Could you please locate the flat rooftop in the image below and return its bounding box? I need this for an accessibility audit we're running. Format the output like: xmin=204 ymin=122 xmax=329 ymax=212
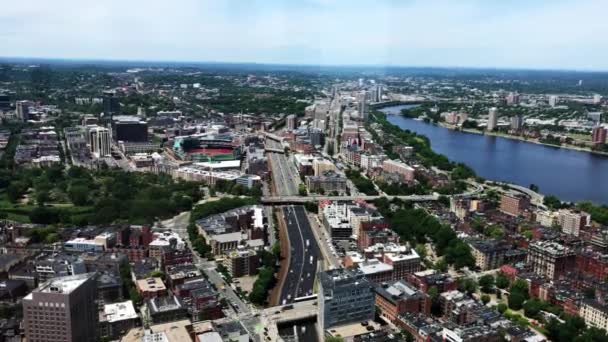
xmin=25 ymin=272 xmax=95 ymax=298
xmin=102 ymin=300 xmax=138 ymax=323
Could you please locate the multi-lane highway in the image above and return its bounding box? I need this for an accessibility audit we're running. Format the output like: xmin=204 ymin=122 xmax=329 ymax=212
xmin=279 ymin=205 xmax=320 ymax=305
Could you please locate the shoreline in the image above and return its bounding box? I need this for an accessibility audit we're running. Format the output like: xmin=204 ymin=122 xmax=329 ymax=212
xmin=437 ymin=122 xmax=608 ymax=157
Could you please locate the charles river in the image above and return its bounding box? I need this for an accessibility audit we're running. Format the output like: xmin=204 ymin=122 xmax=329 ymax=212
xmin=380 ymin=105 xmax=608 ymax=204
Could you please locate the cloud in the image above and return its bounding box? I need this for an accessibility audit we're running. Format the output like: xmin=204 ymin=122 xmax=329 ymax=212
xmin=0 ymin=0 xmax=607 ymax=69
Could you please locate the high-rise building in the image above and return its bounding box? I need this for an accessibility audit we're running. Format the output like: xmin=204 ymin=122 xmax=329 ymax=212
xmin=286 ymin=114 xmax=297 ymax=131
xmin=510 ymin=115 xmax=523 ymax=131
xmin=88 ymin=126 xmax=111 ymax=158
xmin=358 ymin=91 xmax=368 ymax=121
xmin=23 ymin=273 xmax=98 ymax=342
xmin=506 ymin=92 xmax=520 ymax=105
xmin=112 ymin=115 xmax=148 ymax=142
xmin=373 ymin=86 xmax=383 ymax=102
xmin=548 ymin=95 xmax=558 ymax=107
xmin=318 ymin=268 xmax=375 ymax=331
xmin=592 ymin=125 xmax=607 ymax=145
xmin=16 ymin=100 xmax=30 ymax=122
xmin=593 ymin=94 xmax=603 ymax=105
xmin=487 ymin=107 xmax=498 ymax=131
xmin=499 ymin=193 xmax=530 ymax=216
xmin=102 ymin=90 xmax=120 ymax=118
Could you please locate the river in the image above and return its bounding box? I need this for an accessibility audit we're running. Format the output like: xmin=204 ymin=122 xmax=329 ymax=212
xmin=380 ymin=104 xmax=608 ymax=204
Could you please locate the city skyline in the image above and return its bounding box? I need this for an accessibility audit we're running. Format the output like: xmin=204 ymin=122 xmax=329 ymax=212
xmin=2 ymin=0 xmax=608 ymax=71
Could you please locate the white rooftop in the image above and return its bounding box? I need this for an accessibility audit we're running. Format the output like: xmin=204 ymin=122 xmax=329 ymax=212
xmin=103 ymin=300 xmax=138 ymax=323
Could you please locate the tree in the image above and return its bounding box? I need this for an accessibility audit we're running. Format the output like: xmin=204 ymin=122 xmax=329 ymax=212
xmin=508 ymin=292 xmax=525 ymax=310
xmin=481 ymin=294 xmax=491 ymax=305
xmin=544 ymin=195 xmax=562 ymax=210
xmin=457 ymin=278 xmax=478 ymax=295
xmin=510 ymin=279 xmax=530 ymax=300
xmin=479 ymin=274 xmax=495 ymax=293
xmin=325 ymin=337 xmax=344 ymax=342
xmin=495 ymin=272 xmax=510 ymax=289
xmin=497 ymin=303 xmax=508 ymax=314
xmin=434 ymin=259 xmax=448 ymax=272
xmin=298 ymin=184 xmax=308 ymax=196
xmin=529 ymin=184 xmax=539 ymax=192
xmin=523 ymin=298 xmax=544 ymax=319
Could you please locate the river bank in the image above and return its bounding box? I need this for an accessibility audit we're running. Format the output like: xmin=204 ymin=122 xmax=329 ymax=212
xmin=437 ymin=122 xmax=608 ymax=157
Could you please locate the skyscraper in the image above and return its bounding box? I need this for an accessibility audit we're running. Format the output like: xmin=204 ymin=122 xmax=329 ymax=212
xmin=16 ymin=100 xmax=30 ymax=122
xmin=23 ymin=273 xmax=98 ymax=342
xmin=506 ymin=92 xmax=520 ymax=105
xmin=88 ymin=126 xmax=112 ymax=158
xmin=358 ymin=91 xmax=368 ymax=121
xmin=487 ymin=107 xmax=498 ymax=131
xmin=112 ymin=115 xmax=148 ymax=142
xmin=0 ymin=93 xmax=10 ymax=111
xmin=286 ymin=114 xmax=297 ymax=131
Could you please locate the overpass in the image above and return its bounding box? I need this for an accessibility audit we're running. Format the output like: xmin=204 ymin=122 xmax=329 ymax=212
xmin=264 ymin=132 xmax=284 ymax=142
xmin=259 ymin=300 xmax=318 ymax=342
xmin=265 ymin=147 xmax=285 ymax=154
xmin=260 ymin=194 xmax=439 ymax=204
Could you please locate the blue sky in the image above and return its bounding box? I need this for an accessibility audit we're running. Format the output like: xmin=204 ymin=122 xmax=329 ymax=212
xmin=1 ymin=0 xmax=607 ymax=70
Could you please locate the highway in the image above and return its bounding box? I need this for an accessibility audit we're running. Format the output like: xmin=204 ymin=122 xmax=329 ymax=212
xmin=261 ymin=194 xmax=440 ymax=204
xmin=279 ymin=205 xmax=320 ymax=305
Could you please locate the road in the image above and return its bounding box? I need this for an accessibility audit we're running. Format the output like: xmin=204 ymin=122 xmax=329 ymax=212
xmin=261 ymin=194 xmax=439 ymax=204
xmin=279 ymin=205 xmax=320 ymax=305
xmin=307 ymin=212 xmax=340 ymax=269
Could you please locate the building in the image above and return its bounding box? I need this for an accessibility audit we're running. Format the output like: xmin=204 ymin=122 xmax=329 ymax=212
xmin=318 ymin=268 xmax=375 ymax=330
xmin=358 ymin=91 xmax=368 ymax=121
xmin=0 ymin=93 xmax=10 ymax=111
xmin=23 ymin=273 xmax=98 ymax=342
xmin=468 ymin=239 xmax=511 ymax=271
xmin=222 ymin=248 xmax=260 ymax=277
xmin=375 ymin=281 xmax=430 ymax=323
xmin=558 ymin=209 xmax=589 ymax=237
xmin=549 ymin=95 xmax=558 ymax=107
xmin=592 ymin=126 xmax=606 ymax=145
xmin=306 ymin=171 xmax=348 ymax=195
xmin=499 ymin=193 xmax=530 ymax=216
xmin=506 ymin=92 xmax=520 ymax=106
xmin=510 ymin=115 xmax=523 ymax=131
xmin=487 ymin=107 xmax=498 ymax=131
xmin=527 ymin=241 xmax=576 ymax=280
xmin=580 ymin=301 xmax=608 ymax=331
xmin=146 ymin=295 xmax=187 ymax=324
xmin=113 ymin=115 xmax=148 ymax=142
xmin=102 ymin=90 xmax=120 ymax=117
xmin=136 ymin=277 xmax=167 ymax=299
xmin=16 ymin=100 xmax=30 ymax=122
xmin=87 ymin=126 xmax=111 ymax=158
xmin=286 ymin=114 xmax=297 ymax=131
xmin=382 ymin=160 xmax=415 ymax=182
xmin=407 ymin=270 xmax=457 ymax=293
xmin=312 ymin=158 xmax=336 ymax=176
xmin=98 ymin=300 xmax=139 ymax=340
xmin=64 ymin=238 xmax=105 ymax=252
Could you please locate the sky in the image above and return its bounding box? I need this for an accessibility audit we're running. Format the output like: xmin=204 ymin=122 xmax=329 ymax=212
xmin=1 ymin=0 xmax=607 ymax=70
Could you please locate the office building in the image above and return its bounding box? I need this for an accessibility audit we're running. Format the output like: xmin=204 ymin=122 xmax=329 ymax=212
xmin=286 ymin=114 xmax=297 ymax=131
xmin=23 ymin=273 xmax=98 ymax=342
xmin=487 ymin=107 xmax=498 ymax=131
xmin=527 ymin=241 xmax=576 ymax=280
xmin=112 ymin=115 xmax=148 ymax=142
xmin=16 ymin=100 xmax=30 ymax=122
xmin=312 ymin=158 xmax=336 ymax=176
xmin=306 ymin=170 xmax=348 ymax=195
xmin=87 ymin=126 xmax=111 ymax=158
xmin=510 ymin=115 xmax=523 ymax=131
xmin=592 ymin=125 xmax=606 ymax=145
xmin=318 ymin=269 xmax=375 ymax=330
xmin=102 ymin=90 xmax=120 ymax=118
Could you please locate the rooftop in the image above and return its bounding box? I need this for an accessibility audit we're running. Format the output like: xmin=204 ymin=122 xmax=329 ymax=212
xmin=102 ymin=300 xmax=138 ymax=323
xmin=25 ymin=272 xmax=95 ymax=298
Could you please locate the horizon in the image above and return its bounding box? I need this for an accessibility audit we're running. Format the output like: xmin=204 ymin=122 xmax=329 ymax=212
xmin=3 ymin=0 xmax=608 ymax=71
xmin=2 ymin=55 xmax=608 ymax=74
